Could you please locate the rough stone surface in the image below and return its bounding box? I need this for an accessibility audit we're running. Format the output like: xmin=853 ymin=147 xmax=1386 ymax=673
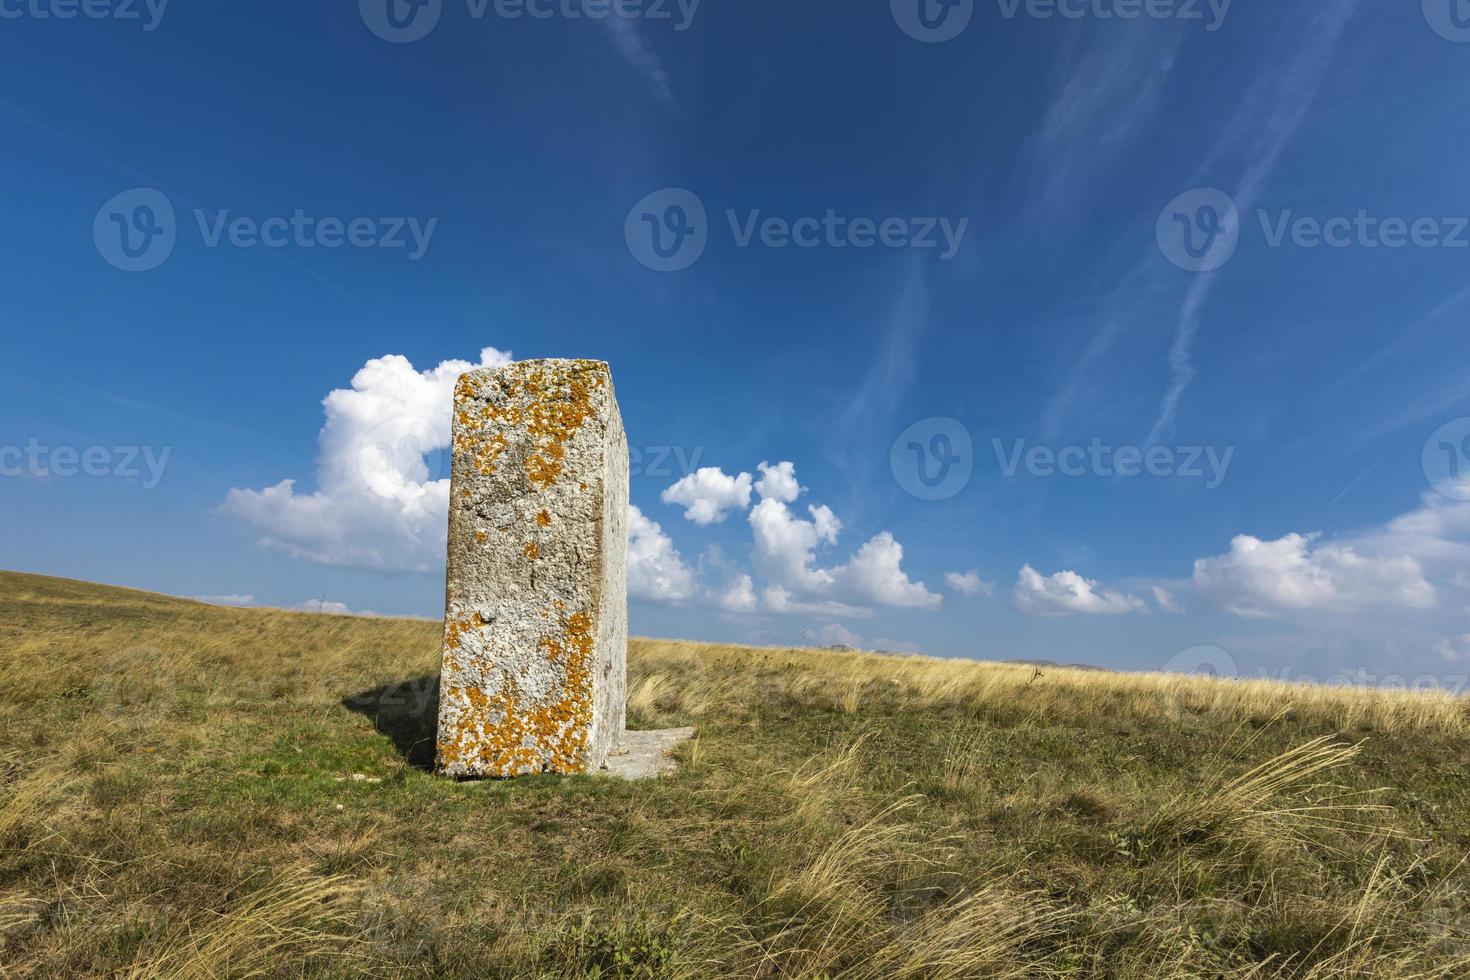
xmin=436 ymin=359 xmax=628 ymax=777
xmin=601 ymin=728 xmax=696 ymax=781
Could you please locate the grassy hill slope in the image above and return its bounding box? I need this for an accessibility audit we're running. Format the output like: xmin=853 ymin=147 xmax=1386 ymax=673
xmin=2 ymin=571 xmax=1469 ymax=977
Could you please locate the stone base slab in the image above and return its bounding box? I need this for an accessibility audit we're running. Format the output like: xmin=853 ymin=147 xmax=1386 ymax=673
xmin=600 ymin=728 xmax=696 ymax=781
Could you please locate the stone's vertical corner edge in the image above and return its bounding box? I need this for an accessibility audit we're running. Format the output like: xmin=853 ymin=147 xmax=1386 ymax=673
xmin=589 ymin=366 xmax=629 ymax=770
xmin=436 ymin=378 xmax=464 ymax=777
xmin=436 ymin=367 xmax=497 ymax=777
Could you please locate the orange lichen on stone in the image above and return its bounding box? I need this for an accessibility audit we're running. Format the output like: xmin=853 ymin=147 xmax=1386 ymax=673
xmin=450 ymin=360 xmax=607 ymax=490
xmin=479 ymin=432 xmax=510 ymax=477
xmin=443 ymin=612 xmax=491 ymax=652
xmin=438 ymin=359 xmax=624 ymax=779
xmin=443 ymin=617 xmax=469 ymax=651
xmin=437 ymin=682 xmax=545 ymax=775
xmin=529 ymin=610 xmax=596 ymax=772
xmin=436 ymin=608 xmax=597 ymax=776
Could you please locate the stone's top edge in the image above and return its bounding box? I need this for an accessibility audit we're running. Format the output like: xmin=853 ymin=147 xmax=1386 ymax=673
xmin=458 ymin=358 xmax=611 ymax=382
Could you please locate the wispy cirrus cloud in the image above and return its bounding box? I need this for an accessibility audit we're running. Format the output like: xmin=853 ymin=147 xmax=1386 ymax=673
xmin=1035 ymin=4 xmax=1361 ymax=447
xmin=828 ymin=258 xmax=929 ymax=486
xmin=1024 ymin=27 xmax=1181 ymax=225
xmin=599 ymin=16 xmax=678 ymax=109
xmin=1148 ymin=0 xmax=1360 ymax=444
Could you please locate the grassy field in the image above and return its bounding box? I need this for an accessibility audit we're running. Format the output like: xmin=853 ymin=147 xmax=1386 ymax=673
xmin=1 ymin=570 xmax=1469 ymax=977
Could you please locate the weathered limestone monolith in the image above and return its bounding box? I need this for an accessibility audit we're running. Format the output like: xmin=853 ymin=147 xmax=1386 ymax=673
xmin=436 ymin=359 xmax=628 ymax=777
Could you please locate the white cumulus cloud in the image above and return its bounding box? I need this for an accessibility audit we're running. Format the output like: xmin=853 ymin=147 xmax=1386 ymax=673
xmin=748 ymin=461 xmax=937 ymax=613
xmin=762 ymin=586 xmax=873 ymax=620
xmin=661 ymin=467 xmax=753 ymax=525
xmin=754 ymin=460 xmax=802 ymax=503
xmin=221 ymin=348 xmax=513 ymax=572
xmin=839 ymin=532 xmax=942 ymax=610
xmin=1151 ymin=586 xmax=1185 ymax=614
xmin=222 ymin=362 xmax=940 ymax=623
xmin=944 ymin=570 xmax=993 ymax=597
xmin=1192 ymin=532 xmax=1435 ymax=618
xmin=628 ymin=505 xmax=697 ymax=603
xmin=712 ymin=574 xmax=758 ymax=613
xmin=1013 ymin=565 xmax=1149 ymax=616
xmin=749 ymin=496 xmax=840 ymax=594
xmin=1175 ymin=491 xmax=1470 ymax=675
xmin=752 ymin=461 xmax=934 ymax=614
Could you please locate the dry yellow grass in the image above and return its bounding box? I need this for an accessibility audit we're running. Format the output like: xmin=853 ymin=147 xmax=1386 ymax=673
xmin=2 ymin=571 xmax=1469 ymax=977
xmin=629 ymin=639 xmax=1470 ymax=738
xmin=120 ymin=872 xmax=358 ymax=980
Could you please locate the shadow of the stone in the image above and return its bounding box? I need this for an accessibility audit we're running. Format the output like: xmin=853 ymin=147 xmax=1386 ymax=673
xmin=341 ymin=675 xmax=439 ymax=772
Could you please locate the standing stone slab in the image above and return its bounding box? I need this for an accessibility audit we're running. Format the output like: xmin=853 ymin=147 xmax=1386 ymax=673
xmin=436 ymin=359 xmax=628 ymax=777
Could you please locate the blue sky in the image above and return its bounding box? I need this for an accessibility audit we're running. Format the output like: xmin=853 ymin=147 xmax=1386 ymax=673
xmin=4 ymin=0 xmax=1470 ymax=685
